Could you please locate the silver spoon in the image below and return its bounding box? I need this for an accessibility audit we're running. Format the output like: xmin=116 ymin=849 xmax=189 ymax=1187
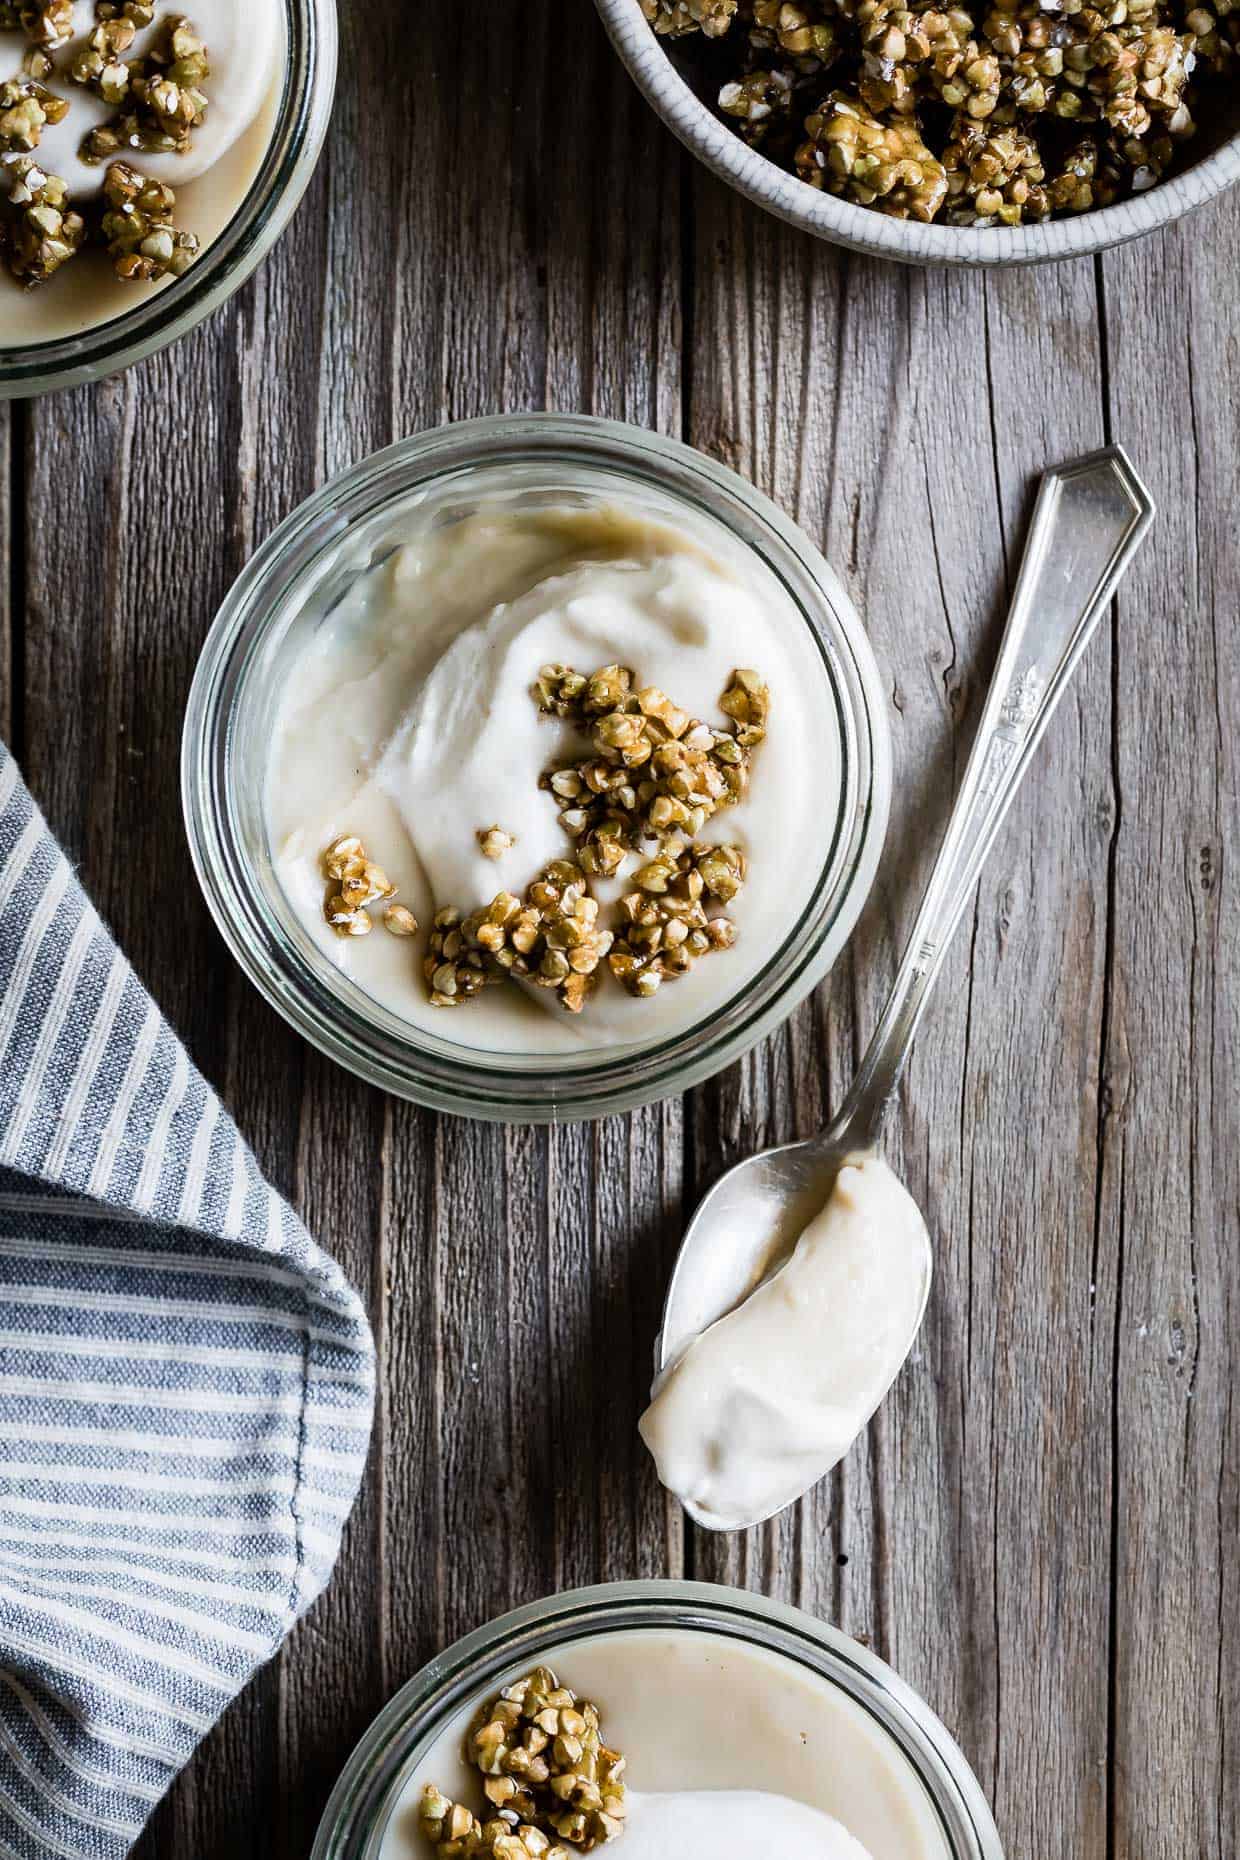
xmin=651 ymin=446 xmax=1155 ymax=1528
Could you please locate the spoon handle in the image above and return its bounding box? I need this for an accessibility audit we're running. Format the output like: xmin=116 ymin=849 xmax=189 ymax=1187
xmin=828 ymin=444 xmax=1155 ymax=1153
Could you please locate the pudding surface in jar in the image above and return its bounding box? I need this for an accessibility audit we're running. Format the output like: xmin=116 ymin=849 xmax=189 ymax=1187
xmin=0 ymin=0 xmax=283 ymax=346
xmin=380 ymin=1627 xmax=954 ymax=1860
xmin=264 ymin=497 xmax=845 ymax=1057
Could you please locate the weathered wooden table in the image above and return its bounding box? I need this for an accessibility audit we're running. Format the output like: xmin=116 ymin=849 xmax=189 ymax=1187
xmin=4 ymin=2 xmax=1236 ymax=1853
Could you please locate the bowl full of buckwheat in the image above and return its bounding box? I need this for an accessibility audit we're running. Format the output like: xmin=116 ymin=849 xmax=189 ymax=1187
xmin=595 ymin=0 xmax=1240 ymax=263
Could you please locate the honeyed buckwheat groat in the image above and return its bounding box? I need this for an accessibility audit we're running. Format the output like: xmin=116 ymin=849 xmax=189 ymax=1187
xmin=99 ymin=158 xmax=197 ymax=278
xmin=75 ymin=11 xmax=210 ymax=160
xmin=0 ymin=151 xmax=81 ymax=277
xmin=643 ymin=0 xmax=1228 ymax=224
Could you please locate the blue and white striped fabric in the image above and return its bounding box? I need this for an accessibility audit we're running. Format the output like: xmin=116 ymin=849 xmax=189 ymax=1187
xmin=0 ymin=744 xmax=376 ymax=1859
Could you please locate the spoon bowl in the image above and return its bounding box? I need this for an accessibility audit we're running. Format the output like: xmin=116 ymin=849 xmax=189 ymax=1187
xmin=659 ymin=1141 xmax=934 ymax=1532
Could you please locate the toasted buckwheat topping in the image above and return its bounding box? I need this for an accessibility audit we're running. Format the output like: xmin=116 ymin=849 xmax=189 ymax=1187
xmin=80 ymin=13 xmax=211 ymax=162
xmin=640 ymin=0 xmax=1223 ymax=221
xmin=383 ymin=902 xmax=419 ymax=937
xmin=609 ymin=843 xmax=744 ymax=997
xmin=478 ymin=824 xmax=517 ymax=861
xmin=419 ymin=1666 xmax=628 ymax=1859
xmin=0 ymin=72 xmax=67 ymax=150
xmin=942 ymin=116 xmax=1049 ymax=221
xmin=95 ymin=0 xmax=157 ymax=24
xmin=444 ymin=862 xmax=615 ymax=1015
xmin=641 ymin=0 xmax=738 ymax=37
xmin=100 ymin=158 xmax=200 ymax=279
xmin=316 ymin=661 xmax=767 ymax=1019
xmin=17 ymin=0 xmax=73 ymax=48
xmin=319 ymin=833 xmax=398 ymax=941
xmin=1 ymin=154 xmax=83 ymax=282
xmin=537 ymin=665 xmax=768 ymax=865
xmin=797 ymin=89 xmax=949 ymax=219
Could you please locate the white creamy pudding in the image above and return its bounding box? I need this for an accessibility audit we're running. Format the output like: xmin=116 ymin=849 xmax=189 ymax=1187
xmin=642 ymin=1156 xmax=932 ymax=1529
xmin=265 ymin=500 xmax=843 ymax=1057
xmin=619 ymin=1792 xmax=871 ymax=1858
xmin=0 ymin=0 xmax=282 ymax=343
xmin=381 ymin=1629 xmax=953 ymax=1860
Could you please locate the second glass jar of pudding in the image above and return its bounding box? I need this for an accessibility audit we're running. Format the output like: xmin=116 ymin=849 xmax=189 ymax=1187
xmin=311 ymin=1581 xmax=1002 ymax=1860
xmin=183 ymin=414 xmax=892 ymax=1121
xmin=0 ymin=0 xmax=335 ymax=396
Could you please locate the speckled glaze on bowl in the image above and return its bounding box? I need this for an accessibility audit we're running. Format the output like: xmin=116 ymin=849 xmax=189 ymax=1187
xmin=595 ymin=0 xmax=1240 ymax=266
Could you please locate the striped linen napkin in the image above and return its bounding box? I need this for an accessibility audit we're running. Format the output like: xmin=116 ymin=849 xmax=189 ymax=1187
xmin=0 ymin=744 xmax=376 ymax=1859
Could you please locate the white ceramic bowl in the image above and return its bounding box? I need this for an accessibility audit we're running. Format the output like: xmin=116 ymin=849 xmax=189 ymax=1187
xmin=595 ymin=0 xmax=1240 ymax=266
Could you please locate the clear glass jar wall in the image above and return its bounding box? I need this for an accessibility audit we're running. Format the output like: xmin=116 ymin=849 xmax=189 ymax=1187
xmin=311 ymin=1583 xmax=1003 ymax=1860
xmin=182 ymin=415 xmax=894 ymax=1120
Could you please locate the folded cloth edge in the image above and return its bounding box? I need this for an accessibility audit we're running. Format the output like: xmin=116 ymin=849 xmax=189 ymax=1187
xmin=0 ymin=745 xmax=377 ymax=1859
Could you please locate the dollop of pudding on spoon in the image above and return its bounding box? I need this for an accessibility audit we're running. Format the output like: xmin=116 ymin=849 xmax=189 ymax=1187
xmin=640 ymin=1155 xmax=931 ymax=1531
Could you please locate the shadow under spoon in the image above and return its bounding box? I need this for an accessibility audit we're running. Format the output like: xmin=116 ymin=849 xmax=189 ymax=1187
xmin=650 ymin=445 xmax=1155 ymax=1531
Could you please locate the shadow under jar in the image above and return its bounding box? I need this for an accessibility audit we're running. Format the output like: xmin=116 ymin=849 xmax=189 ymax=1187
xmin=0 ymin=0 xmax=335 ymax=397
xmin=182 ymin=414 xmax=892 ymax=1123
xmin=311 ymin=1582 xmax=1004 ymax=1860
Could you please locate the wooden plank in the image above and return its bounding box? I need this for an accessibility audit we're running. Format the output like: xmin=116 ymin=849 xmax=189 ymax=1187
xmin=943 ymin=261 xmax=1117 ymax=1860
xmin=1099 ymin=195 xmax=1240 ymax=1858
xmin=685 ymin=174 xmax=1121 ymax=1858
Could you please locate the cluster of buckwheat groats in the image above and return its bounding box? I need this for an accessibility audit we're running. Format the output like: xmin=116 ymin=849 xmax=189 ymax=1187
xmin=0 ymin=2 xmax=208 ymax=289
xmin=418 ymin=1666 xmax=628 ymax=1859
xmin=319 ymin=662 xmax=769 ymax=1017
xmin=642 ymin=0 xmax=1230 ymax=224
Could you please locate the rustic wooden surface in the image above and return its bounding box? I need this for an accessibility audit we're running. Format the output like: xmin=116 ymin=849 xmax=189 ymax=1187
xmin=3 ymin=2 xmax=1237 ymax=1854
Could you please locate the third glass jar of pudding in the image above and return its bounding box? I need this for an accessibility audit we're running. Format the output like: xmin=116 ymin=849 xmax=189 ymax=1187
xmin=183 ymin=414 xmax=892 ymax=1120
xmin=311 ymin=1582 xmax=1002 ymax=1860
xmin=0 ymin=0 xmax=334 ymax=396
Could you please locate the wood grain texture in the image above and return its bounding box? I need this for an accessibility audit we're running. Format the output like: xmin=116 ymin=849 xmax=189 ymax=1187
xmin=1099 ymin=190 xmax=1240 ymax=1860
xmin=7 ymin=1 xmax=1236 ymax=1856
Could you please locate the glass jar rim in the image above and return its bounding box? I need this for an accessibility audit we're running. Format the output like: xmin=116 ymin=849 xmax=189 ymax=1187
xmin=181 ymin=413 xmax=893 ymax=1122
xmin=310 ymin=1579 xmax=1003 ymax=1860
xmin=0 ymin=0 xmax=336 ymax=398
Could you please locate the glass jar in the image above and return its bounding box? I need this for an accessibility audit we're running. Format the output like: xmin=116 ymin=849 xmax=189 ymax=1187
xmin=182 ymin=413 xmax=892 ymax=1121
xmin=0 ymin=0 xmax=336 ymax=399
xmin=310 ymin=1581 xmax=1002 ymax=1860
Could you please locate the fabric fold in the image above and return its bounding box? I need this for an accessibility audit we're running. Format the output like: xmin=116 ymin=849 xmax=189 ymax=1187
xmin=0 ymin=744 xmax=376 ymax=1859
